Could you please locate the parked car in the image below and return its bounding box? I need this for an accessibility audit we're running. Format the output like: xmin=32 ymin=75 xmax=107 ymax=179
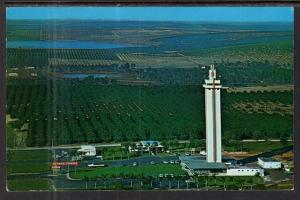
xmin=150 ymin=161 xmax=155 ymax=165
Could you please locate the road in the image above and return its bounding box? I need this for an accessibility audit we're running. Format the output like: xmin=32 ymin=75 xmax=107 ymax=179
xmin=241 ymin=139 xmax=293 ymax=142
xmin=8 ymin=139 xmax=292 ymax=151
xmin=6 ymin=143 xmax=122 ymax=151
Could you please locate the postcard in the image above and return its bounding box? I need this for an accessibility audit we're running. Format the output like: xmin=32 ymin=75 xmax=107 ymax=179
xmin=5 ymin=6 xmax=294 ymax=191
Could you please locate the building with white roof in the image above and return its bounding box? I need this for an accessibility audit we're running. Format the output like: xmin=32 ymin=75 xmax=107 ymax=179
xmin=258 ymin=157 xmax=282 ymax=169
xmin=226 ymin=167 xmax=264 ymax=176
xmin=77 ymin=145 xmax=96 ymax=157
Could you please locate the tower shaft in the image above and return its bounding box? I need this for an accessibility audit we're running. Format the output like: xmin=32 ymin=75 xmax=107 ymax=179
xmin=203 ymin=65 xmax=222 ymax=163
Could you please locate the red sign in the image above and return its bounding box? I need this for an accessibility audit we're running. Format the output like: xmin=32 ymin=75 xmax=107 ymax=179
xmin=52 ymin=161 xmax=78 ymax=166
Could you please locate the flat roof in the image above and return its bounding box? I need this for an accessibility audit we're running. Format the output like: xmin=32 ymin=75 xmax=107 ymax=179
xmin=258 ymin=157 xmax=279 ymax=162
xmin=141 ymin=140 xmax=159 ymax=143
xmin=179 ymin=155 xmax=227 ymax=170
xmin=140 ymin=140 xmax=162 ymax=146
xmin=229 ymin=166 xmax=261 ymax=170
xmin=79 ymin=145 xmax=96 ymax=150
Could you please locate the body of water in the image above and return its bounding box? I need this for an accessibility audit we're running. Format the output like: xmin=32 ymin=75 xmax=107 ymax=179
xmin=7 ymin=40 xmax=136 ymax=49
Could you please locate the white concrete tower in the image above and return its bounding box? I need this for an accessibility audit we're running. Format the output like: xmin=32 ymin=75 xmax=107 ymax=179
xmin=203 ymin=64 xmax=222 ymax=163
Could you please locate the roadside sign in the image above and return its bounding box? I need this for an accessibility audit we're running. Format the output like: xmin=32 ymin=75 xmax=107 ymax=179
xmin=52 ymin=161 xmax=79 ymax=166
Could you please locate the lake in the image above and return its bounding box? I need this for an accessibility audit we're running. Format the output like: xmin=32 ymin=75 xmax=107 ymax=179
xmin=7 ymin=40 xmax=136 ymax=49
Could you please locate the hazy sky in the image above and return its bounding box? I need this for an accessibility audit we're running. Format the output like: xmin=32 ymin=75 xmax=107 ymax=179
xmin=7 ymin=7 xmax=294 ymax=22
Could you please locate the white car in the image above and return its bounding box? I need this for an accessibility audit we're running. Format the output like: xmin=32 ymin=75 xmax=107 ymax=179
xmin=88 ymin=163 xmax=106 ymax=168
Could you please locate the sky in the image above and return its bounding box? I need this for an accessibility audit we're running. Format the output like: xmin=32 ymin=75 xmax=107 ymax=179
xmin=7 ymin=7 xmax=294 ymax=22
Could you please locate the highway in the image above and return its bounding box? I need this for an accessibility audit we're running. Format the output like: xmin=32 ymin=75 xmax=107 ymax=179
xmin=6 ymin=143 xmax=121 ymax=151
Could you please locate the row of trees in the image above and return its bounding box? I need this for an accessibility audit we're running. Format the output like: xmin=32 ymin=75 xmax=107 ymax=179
xmin=6 ymin=48 xmax=120 ymax=68
xmin=140 ymin=60 xmax=293 ymax=86
xmin=6 ymin=79 xmax=293 ymax=147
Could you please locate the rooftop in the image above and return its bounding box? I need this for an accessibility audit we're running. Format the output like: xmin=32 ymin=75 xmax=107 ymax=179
xmin=79 ymin=145 xmax=96 ymax=150
xmin=179 ymin=155 xmax=227 ymax=170
xmin=229 ymin=165 xmax=261 ymax=170
xmin=258 ymin=157 xmax=279 ymax=162
xmin=140 ymin=140 xmax=162 ymax=146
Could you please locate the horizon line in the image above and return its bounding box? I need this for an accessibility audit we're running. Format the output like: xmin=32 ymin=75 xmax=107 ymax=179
xmin=6 ymin=19 xmax=294 ymax=23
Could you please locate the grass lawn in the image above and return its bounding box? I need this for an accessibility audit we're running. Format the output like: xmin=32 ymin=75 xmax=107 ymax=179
xmin=70 ymin=164 xmax=185 ymax=179
xmin=6 ymin=149 xmax=51 ymax=191
xmin=6 ymin=150 xmax=51 ymax=174
xmin=242 ymin=141 xmax=293 ymax=153
xmin=6 ymin=149 xmax=52 ymax=162
xmin=101 ymin=147 xmax=130 ymax=160
xmin=7 ymin=177 xmax=50 ymax=191
xmin=7 ymin=163 xmax=50 ymax=174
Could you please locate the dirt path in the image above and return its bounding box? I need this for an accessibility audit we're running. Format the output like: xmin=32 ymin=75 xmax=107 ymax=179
xmin=226 ymin=85 xmax=293 ymax=93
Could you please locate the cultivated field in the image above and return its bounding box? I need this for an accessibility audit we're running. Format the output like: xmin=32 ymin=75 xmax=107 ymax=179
xmin=6 ymin=80 xmax=293 ymax=147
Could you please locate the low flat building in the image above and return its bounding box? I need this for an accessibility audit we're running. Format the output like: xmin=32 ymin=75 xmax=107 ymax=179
xmin=226 ymin=167 xmax=264 ymax=177
xmin=77 ymin=145 xmax=96 ymax=157
xmin=179 ymin=155 xmax=227 ymax=176
xmin=180 ymin=155 xmax=265 ymax=177
xmin=258 ymin=157 xmax=282 ymax=169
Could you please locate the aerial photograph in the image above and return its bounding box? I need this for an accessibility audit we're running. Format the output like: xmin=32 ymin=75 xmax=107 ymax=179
xmin=5 ymin=7 xmax=294 ymax=191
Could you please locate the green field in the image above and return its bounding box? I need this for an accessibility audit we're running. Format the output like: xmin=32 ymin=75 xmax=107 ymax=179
xmin=100 ymin=146 xmax=135 ymax=160
xmin=6 ymin=81 xmax=293 ymax=147
xmin=242 ymin=141 xmax=293 ymax=153
xmin=6 ymin=150 xmax=51 ymax=174
xmin=6 ymin=149 xmax=51 ymax=161
xmin=7 ymin=176 xmax=50 ymax=191
xmin=7 ymin=163 xmax=50 ymax=174
xmin=70 ymin=164 xmax=184 ymax=179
